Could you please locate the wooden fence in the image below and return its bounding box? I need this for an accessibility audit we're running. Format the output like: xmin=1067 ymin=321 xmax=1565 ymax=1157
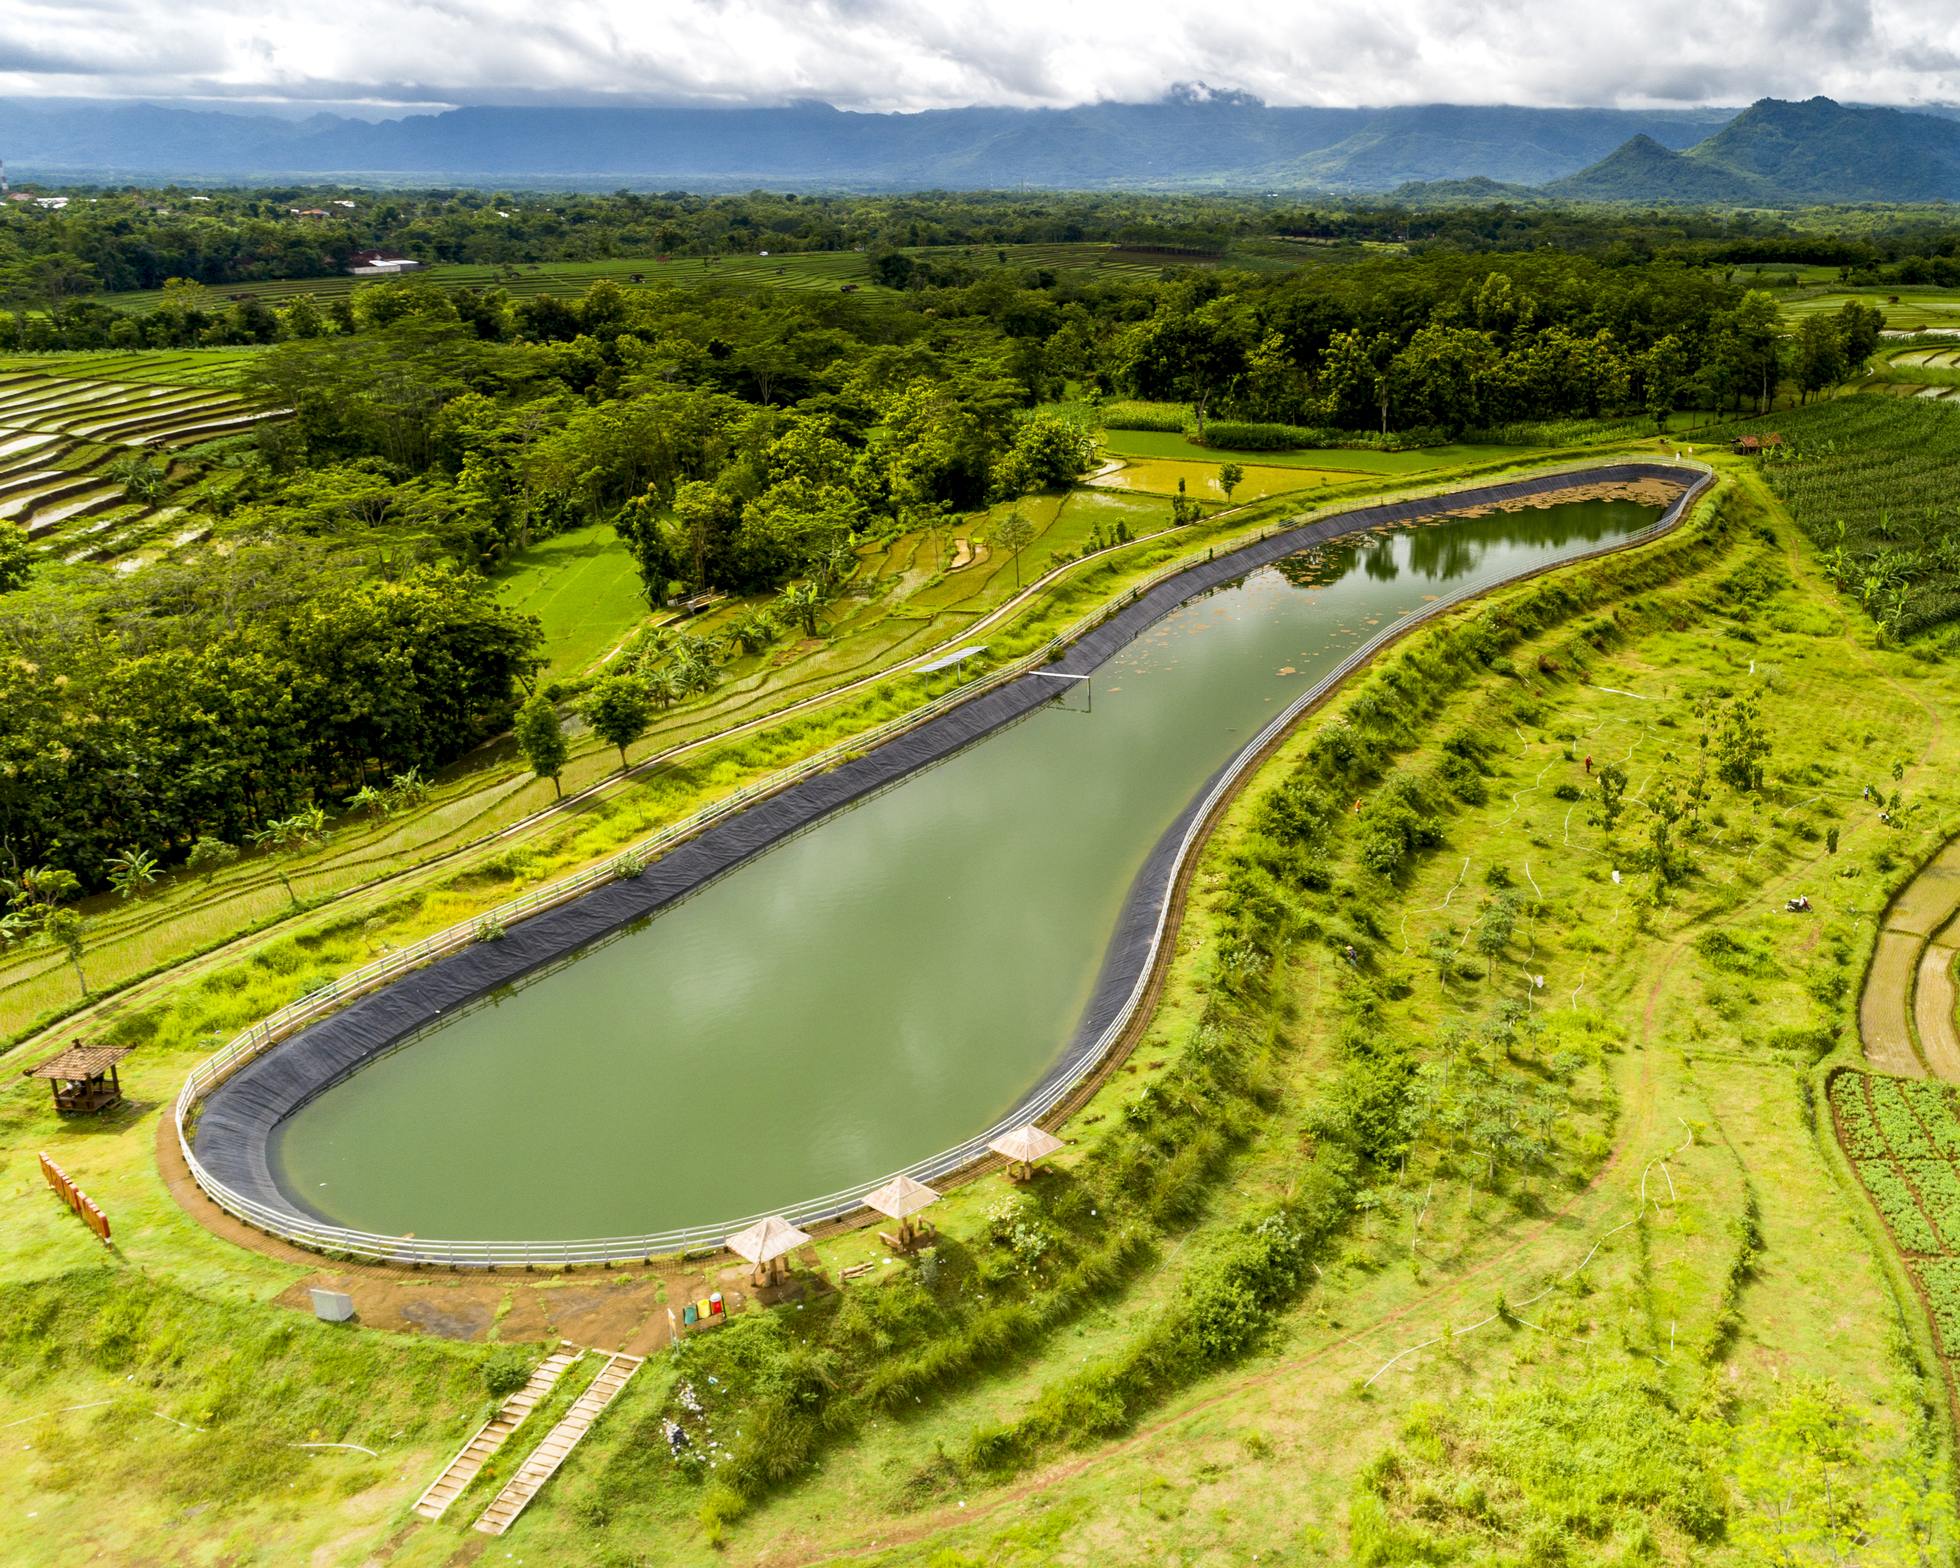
xmin=40 ymin=1153 xmax=110 ymax=1245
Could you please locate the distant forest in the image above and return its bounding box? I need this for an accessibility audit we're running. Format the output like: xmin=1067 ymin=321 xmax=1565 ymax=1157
xmin=6 ymin=187 xmax=1960 ymax=305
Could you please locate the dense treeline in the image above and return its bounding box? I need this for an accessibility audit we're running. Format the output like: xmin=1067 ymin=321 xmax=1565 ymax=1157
xmin=0 ymin=229 xmax=1893 ymax=905
xmin=0 ymin=188 xmax=1276 ymax=298
xmin=7 ymin=185 xmax=1960 ymax=323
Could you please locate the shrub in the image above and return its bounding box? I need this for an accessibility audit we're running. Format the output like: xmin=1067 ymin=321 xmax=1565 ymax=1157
xmin=484 ymin=1348 xmax=532 ymax=1399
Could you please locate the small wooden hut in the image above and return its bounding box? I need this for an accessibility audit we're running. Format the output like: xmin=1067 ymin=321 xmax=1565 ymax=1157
xmin=22 ymin=1042 xmax=136 ymax=1114
xmin=726 ymin=1215 xmax=812 ymax=1289
xmin=989 ymin=1124 xmax=1065 ymax=1181
xmin=863 ymin=1175 xmax=940 ymax=1252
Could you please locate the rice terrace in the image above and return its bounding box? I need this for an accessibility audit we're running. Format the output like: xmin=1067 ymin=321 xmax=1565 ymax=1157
xmin=22 ymin=95 xmax=1960 ymax=1568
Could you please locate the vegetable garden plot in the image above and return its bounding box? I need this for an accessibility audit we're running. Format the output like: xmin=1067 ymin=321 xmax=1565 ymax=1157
xmin=1831 ymin=1069 xmax=1960 ymax=1347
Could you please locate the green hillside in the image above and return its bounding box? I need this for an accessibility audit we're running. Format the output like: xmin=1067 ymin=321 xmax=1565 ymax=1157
xmin=1545 ymin=132 xmax=1773 ymax=203
xmin=1685 ymin=95 xmax=1960 ymax=202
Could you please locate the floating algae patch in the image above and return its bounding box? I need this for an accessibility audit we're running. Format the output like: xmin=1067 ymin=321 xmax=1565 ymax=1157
xmin=269 ymin=497 xmax=1667 ymax=1240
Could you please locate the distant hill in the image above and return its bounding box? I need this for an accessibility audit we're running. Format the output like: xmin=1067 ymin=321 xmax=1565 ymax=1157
xmin=1541 ymin=98 xmax=1960 ymax=205
xmin=1681 ymin=96 xmax=1960 ymax=200
xmin=1543 ymin=133 xmax=1773 ymax=203
xmin=1272 ymin=105 xmax=1737 ymax=190
xmin=1385 ymin=174 xmax=1544 ymax=205
xmin=5 ymin=94 xmax=1954 ymax=201
xmin=0 ymin=97 xmax=1736 ymax=191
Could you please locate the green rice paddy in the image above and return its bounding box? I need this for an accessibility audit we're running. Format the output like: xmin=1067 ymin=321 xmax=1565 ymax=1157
xmin=1784 ymin=289 xmax=1960 ymax=333
xmin=1088 ymin=455 xmax=1354 ymax=501
xmin=0 ymin=348 xmax=267 ymax=388
xmin=0 ymin=368 xmax=272 ymax=566
xmin=489 ymin=523 xmax=653 ymax=677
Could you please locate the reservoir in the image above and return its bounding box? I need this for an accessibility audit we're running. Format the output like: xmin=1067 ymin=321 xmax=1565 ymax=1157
xmin=269 ymin=497 xmax=1663 ymax=1240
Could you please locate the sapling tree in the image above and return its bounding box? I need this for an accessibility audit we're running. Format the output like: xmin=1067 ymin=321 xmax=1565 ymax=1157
xmin=1426 ymin=928 xmax=1457 ymax=985
xmin=1702 ymin=692 xmax=1771 ymax=793
xmin=1592 ymin=761 xmax=1630 ymax=831
xmin=0 ymin=866 xmax=89 ymax=994
xmin=1219 ymin=462 xmax=1244 ymax=503
xmin=515 ymin=691 xmax=569 ymax=796
xmin=990 ymin=510 xmax=1036 ymax=589
xmin=1645 ymin=773 xmax=1687 ymax=882
xmin=1473 ymin=895 xmax=1519 ymax=974
xmin=250 ymin=807 xmax=331 ymax=907
xmin=581 ymin=675 xmax=655 ymax=771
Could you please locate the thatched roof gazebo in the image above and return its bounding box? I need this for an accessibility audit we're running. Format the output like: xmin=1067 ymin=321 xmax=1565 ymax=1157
xmin=988 ymin=1124 xmax=1065 ymax=1181
xmin=864 ymin=1174 xmax=940 ymax=1251
xmin=22 ymin=1042 xmax=135 ymax=1115
xmin=725 ymin=1215 xmax=812 ymax=1288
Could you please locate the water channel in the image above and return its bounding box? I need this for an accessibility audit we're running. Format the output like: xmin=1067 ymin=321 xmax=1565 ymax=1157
xmin=270 ymin=497 xmax=1663 ymax=1240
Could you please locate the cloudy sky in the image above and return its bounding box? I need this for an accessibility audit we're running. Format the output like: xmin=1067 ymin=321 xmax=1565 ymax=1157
xmin=3 ymin=0 xmax=1959 ymax=116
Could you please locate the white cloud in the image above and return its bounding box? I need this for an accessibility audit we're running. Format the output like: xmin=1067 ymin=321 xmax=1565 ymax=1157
xmin=0 ymin=0 xmax=1958 ymax=113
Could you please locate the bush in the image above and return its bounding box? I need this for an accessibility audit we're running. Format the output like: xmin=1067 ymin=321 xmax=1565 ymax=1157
xmin=484 ymin=1347 xmax=533 ymax=1399
xmin=1198 ymin=420 xmax=1321 ymax=451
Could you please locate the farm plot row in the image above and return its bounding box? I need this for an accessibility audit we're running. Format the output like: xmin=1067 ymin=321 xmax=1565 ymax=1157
xmin=0 ymin=371 xmax=274 ymax=567
xmin=1831 ymin=1069 xmax=1960 ymax=1349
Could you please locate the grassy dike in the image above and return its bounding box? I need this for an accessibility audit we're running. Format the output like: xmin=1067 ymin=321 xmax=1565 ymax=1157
xmin=12 ymin=449 xmax=1953 ymax=1565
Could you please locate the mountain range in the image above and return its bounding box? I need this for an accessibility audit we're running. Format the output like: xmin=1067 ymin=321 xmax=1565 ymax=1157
xmin=1394 ymin=98 xmax=1960 ymax=206
xmin=0 ymin=97 xmax=1738 ymax=192
xmin=2 ymin=93 xmax=1956 ymax=203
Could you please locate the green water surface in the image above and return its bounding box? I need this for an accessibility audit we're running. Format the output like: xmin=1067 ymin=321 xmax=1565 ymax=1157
xmin=271 ymin=498 xmax=1662 ymax=1240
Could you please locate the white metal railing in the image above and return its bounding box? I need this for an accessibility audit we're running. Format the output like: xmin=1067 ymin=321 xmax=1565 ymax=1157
xmin=173 ymin=460 xmax=1715 ymax=1267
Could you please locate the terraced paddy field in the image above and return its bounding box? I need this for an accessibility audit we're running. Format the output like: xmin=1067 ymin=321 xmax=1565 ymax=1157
xmin=0 ymin=348 xmax=266 ymax=388
xmin=0 ymin=370 xmax=275 ymax=565
xmin=1786 ymin=288 xmax=1960 ymax=333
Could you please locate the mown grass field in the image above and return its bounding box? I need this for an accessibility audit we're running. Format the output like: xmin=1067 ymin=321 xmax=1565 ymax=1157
xmin=9 ymin=457 xmax=1960 ymax=1563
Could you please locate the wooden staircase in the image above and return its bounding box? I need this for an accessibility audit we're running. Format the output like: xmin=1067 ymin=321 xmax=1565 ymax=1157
xmin=473 ymin=1352 xmax=642 ymax=1537
xmin=412 ymin=1347 xmax=581 ymax=1522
